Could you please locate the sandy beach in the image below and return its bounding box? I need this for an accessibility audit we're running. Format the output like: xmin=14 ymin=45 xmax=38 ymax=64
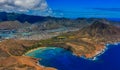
xmin=23 ymin=47 xmax=47 ymax=56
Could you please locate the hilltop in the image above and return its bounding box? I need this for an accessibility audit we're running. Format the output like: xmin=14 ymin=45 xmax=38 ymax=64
xmin=79 ymin=20 xmax=120 ymax=42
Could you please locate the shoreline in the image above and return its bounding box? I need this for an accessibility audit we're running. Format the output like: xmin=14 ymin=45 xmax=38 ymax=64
xmin=74 ymin=46 xmax=108 ymax=61
xmin=24 ymin=45 xmax=107 ymax=61
xmin=23 ymin=47 xmax=47 ymax=56
xmin=91 ymin=46 xmax=108 ymax=61
xmin=24 ymin=42 xmax=120 ymax=61
xmin=23 ymin=47 xmax=59 ymax=70
xmin=91 ymin=42 xmax=120 ymax=61
xmin=23 ymin=47 xmax=58 ymax=70
xmin=23 ymin=47 xmax=58 ymax=56
xmin=67 ymin=42 xmax=120 ymax=61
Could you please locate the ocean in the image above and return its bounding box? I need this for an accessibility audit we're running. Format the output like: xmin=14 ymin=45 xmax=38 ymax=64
xmin=26 ymin=43 xmax=120 ymax=70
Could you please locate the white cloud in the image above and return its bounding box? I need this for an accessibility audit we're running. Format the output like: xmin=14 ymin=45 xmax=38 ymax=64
xmin=0 ymin=0 xmax=52 ymax=16
xmin=0 ymin=0 xmax=6 ymax=3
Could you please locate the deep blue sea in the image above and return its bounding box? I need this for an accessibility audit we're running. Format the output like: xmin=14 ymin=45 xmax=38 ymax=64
xmin=26 ymin=43 xmax=120 ymax=70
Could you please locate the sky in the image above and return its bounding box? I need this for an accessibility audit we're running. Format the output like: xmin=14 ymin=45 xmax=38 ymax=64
xmin=0 ymin=0 xmax=120 ymax=18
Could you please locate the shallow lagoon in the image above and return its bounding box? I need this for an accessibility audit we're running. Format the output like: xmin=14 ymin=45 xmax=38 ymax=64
xmin=26 ymin=43 xmax=120 ymax=70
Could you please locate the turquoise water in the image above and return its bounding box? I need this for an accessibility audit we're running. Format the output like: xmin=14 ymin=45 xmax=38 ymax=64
xmin=26 ymin=43 xmax=120 ymax=70
xmin=0 ymin=34 xmax=13 ymax=38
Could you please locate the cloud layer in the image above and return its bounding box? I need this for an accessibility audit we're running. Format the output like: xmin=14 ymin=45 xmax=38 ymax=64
xmin=0 ymin=0 xmax=52 ymax=16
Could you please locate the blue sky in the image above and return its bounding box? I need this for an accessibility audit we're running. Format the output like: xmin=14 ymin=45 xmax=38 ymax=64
xmin=0 ymin=0 xmax=120 ymax=18
xmin=47 ymin=0 xmax=120 ymax=10
xmin=46 ymin=0 xmax=120 ymax=18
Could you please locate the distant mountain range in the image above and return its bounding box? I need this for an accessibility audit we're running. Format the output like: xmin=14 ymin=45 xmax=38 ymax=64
xmin=0 ymin=12 xmax=90 ymax=30
xmin=0 ymin=12 xmax=120 ymax=22
xmin=0 ymin=12 xmax=120 ymax=31
xmin=0 ymin=12 xmax=49 ymax=23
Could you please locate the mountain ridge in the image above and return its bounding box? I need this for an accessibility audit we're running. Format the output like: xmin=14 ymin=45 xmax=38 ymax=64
xmin=79 ymin=20 xmax=120 ymax=38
